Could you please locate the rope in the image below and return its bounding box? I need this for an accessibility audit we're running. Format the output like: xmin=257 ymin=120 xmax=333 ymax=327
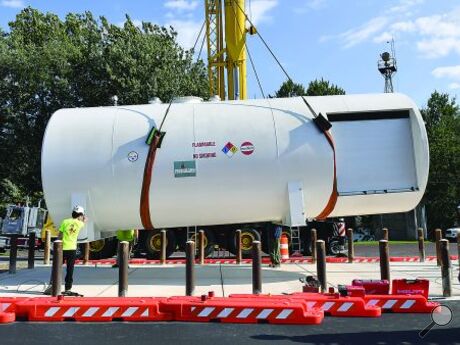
xmin=197 ymin=26 xmax=207 ymax=62
xmin=192 ymin=20 xmax=206 ymax=54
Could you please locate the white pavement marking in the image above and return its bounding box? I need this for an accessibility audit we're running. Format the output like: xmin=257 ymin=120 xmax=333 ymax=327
xmin=45 ymin=307 xmax=60 ymax=317
xmin=400 ymin=300 xmax=416 ymax=309
xmin=102 ymin=307 xmax=119 ymax=317
xmin=382 ymin=300 xmax=397 ymax=309
xmin=83 ymin=307 xmax=100 ymax=317
xmin=237 ymin=308 xmax=254 ymax=318
xmin=337 ymin=302 xmax=354 ymax=312
xmin=122 ymin=307 xmax=138 ymax=317
xmin=217 ymin=308 xmax=234 ymax=318
xmin=198 ymin=307 xmax=215 ymax=317
xmin=256 ymin=309 xmax=274 ymax=319
xmin=63 ymin=307 xmax=80 ymax=317
xmin=276 ymin=309 xmax=293 ymax=319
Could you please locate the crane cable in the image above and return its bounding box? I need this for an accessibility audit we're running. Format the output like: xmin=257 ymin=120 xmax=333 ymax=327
xmin=233 ymin=0 xmax=338 ymax=219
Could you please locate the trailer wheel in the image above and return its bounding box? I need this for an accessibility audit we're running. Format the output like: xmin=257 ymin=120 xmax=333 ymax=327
xmin=189 ymin=229 xmax=215 ymax=258
xmin=88 ymin=238 xmax=117 ymax=260
xmin=229 ymin=228 xmax=261 ymax=258
xmin=145 ymin=230 xmax=176 ymax=259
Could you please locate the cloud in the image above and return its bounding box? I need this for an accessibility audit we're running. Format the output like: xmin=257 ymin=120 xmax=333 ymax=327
xmin=293 ymin=0 xmax=327 ymax=14
xmin=418 ymin=38 xmax=460 ymax=59
xmin=338 ymin=16 xmax=389 ymax=48
xmin=246 ymin=0 xmax=278 ymax=25
xmin=1 ymin=0 xmax=24 ymax=8
xmin=164 ymin=0 xmax=199 ymax=11
xmin=388 ymin=0 xmax=424 ymax=14
xmin=432 ymin=65 xmax=460 ymax=80
xmin=448 ymin=82 xmax=460 ymax=90
xmin=167 ymin=19 xmax=203 ymax=49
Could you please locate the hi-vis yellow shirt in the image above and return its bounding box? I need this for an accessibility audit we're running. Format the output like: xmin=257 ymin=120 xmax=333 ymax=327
xmin=59 ymin=218 xmax=84 ymax=250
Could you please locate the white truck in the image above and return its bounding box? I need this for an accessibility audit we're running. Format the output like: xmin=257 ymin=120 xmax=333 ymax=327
xmin=41 ymin=93 xmax=429 ymax=258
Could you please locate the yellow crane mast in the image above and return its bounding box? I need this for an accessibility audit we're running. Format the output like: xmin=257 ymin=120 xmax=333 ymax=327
xmin=205 ymin=0 xmax=249 ymax=100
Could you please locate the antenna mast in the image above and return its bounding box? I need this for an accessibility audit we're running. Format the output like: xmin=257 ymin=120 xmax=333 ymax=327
xmin=378 ymin=39 xmax=397 ymax=93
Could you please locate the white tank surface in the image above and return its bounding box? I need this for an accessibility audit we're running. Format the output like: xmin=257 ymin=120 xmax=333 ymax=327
xmin=41 ymin=93 xmax=428 ymax=241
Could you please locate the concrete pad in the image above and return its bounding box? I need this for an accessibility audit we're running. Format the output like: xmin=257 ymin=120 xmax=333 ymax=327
xmin=0 ymin=260 xmax=458 ymax=299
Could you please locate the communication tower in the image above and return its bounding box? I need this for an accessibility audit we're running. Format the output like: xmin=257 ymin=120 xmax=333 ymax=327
xmin=378 ymin=40 xmax=397 ymax=93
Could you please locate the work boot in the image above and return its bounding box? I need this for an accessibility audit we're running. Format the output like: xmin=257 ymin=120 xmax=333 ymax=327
xmin=43 ymin=285 xmax=53 ymax=295
xmin=112 ymin=264 xmax=119 ymax=268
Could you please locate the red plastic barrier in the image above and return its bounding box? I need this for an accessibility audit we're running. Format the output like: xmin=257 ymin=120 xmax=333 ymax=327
xmin=161 ymin=295 xmax=323 ymax=325
xmin=363 ymin=294 xmax=437 ymax=313
xmin=229 ymin=293 xmax=381 ymax=317
xmin=352 ymin=280 xmax=390 ymax=295
xmin=391 ymin=279 xmax=429 ymax=299
xmin=14 ymin=297 xmax=173 ymax=322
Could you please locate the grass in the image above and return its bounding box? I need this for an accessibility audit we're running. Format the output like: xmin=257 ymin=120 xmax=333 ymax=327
xmin=354 ymin=240 xmax=417 ymax=246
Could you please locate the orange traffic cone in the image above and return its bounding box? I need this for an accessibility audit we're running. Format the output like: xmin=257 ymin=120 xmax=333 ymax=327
xmin=280 ymin=235 xmax=289 ymax=260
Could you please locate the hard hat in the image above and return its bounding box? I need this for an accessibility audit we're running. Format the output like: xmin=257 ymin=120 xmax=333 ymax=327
xmin=73 ymin=205 xmax=85 ymax=215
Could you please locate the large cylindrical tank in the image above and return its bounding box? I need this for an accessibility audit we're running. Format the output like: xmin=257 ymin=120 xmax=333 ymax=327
xmin=41 ymin=93 xmax=428 ymax=240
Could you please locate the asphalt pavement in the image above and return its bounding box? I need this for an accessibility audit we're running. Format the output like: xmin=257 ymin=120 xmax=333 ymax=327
xmin=0 ymin=300 xmax=459 ymax=345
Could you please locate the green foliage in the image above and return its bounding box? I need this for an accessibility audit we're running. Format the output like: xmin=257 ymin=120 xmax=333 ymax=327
xmin=305 ymin=78 xmax=346 ymax=96
xmin=0 ymin=8 xmax=209 ymax=204
xmin=421 ymin=91 xmax=460 ymax=230
xmin=274 ymin=78 xmax=346 ymax=98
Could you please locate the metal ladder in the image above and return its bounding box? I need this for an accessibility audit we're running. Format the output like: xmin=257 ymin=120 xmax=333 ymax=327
xmin=290 ymin=226 xmax=302 ymax=256
xmin=186 ymin=226 xmax=198 ymax=241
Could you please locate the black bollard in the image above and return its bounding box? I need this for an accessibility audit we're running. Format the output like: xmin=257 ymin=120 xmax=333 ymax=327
xmin=379 ymin=240 xmax=390 ymax=281
xmin=316 ymin=240 xmax=327 ymax=293
xmin=27 ymin=232 xmax=36 ymax=269
xmin=236 ymin=229 xmax=242 ymax=265
xmin=51 ymin=240 xmax=63 ymax=296
xmin=417 ymin=228 xmax=425 ymax=263
xmin=440 ymin=239 xmax=451 ymax=297
xmin=83 ymin=242 xmax=90 ymax=265
xmin=160 ymin=230 xmax=167 ymax=265
xmin=347 ymin=228 xmax=354 ymax=263
xmin=311 ymin=229 xmax=317 ymax=264
xmin=44 ymin=230 xmax=51 ymax=265
xmin=118 ymin=241 xmax=129 ymax=297
xmin=8 ymin=235 xmax=19 ymax=274
xmin=252 ymin=240 xmax=262 ymax=294
xmin=186 ymin=241 xmax=195 ymax=296
xmin=199 ymin=230 xmax=205 ymax=265
xmin=435 ymin=229 xmax=442 ymax=267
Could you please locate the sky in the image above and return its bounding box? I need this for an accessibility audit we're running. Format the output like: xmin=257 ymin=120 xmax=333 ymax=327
xmin=1 ymin=0 xmax=460 ymax=107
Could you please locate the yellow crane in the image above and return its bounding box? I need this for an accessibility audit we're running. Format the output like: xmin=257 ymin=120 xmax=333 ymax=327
xmin=205 ymin=0 xmax=255 ymax=100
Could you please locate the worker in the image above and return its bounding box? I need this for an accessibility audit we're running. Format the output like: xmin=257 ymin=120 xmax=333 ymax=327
xmin=269 ymin=224 xmax=282 ymax=268
xmin=112 ymin=229 xmax=138 ymax=268
xmin=44 ymin=205 xmax=86 ymax=295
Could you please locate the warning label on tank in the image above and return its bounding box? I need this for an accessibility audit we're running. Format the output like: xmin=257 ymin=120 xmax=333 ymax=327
xmin=174 ymin=160 xmax=196 ymax=178
xmin=240 ymin=142 xmax=255 ymax=155
xmin=222 ymin=142 xmax=238 ymax=157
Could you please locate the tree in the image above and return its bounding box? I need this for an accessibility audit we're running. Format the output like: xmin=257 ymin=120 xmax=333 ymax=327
xmin=274 ymin=78 xmax=345 ymax=98
xmin=0 ymin=8 xmax=209 ymax=212
xmin=305 ymin=78 xmax=346 ymax=96
xmin=421 ymin=91 xmax=460 ymax=230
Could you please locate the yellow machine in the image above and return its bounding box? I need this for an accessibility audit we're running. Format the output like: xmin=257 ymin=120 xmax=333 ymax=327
xmin=205 ymin=0 xmax=254 ymax=100
xmin=40 ymin=215 xmax=59 ymax=240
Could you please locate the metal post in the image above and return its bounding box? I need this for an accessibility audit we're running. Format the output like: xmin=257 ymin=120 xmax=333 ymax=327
xmin=457 ymin=232 xmax=460 ymax=270
xmin=186 ymin=241 xmax=195 ymax=296
xmin=27 ymin=232 xmax=36 ymax=269
xmin=8 ymin=235 xmax=18 ymax=274
xmin=440 ymin=239 xmax=451 ymax=297
xmin=160 ymin=230 xmax=166 ymax=265
xmin=379 ymin=240 xmax=390 ymax=281
xmin=316 ymin=240 xmax=327 ymax=293
xmin=311 ymin=229 xmax=317 ymax=264
xmin=347 ymin=228 xmax=354 ymax=263
xmin=435 ymin=229 xmax=442 ymax=266
xmin=51 ymin=240 xmax=63 ymax=296
xmin=382 ymin=227 xmax=389 ymax=241
xmin=417 ymin=228 xmax=425 ymax=263
xmin=252 ymin=240 xmax=262 ymax=294
xmin=199 ymin=230 xmax=205 ymax=265
xmin=44 ymin=230 xmax=51 ymax=265
xmin=118 ymin=241 xmax=129 ymax=297
xmin=83 ymin=242 xmax=90 ymax=265
xmin=236 ymin=229 xmax=242 ymax=264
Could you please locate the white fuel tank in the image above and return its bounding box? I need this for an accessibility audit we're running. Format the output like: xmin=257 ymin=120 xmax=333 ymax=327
xmin=41 ymin=93 xmax=428 ymax=240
